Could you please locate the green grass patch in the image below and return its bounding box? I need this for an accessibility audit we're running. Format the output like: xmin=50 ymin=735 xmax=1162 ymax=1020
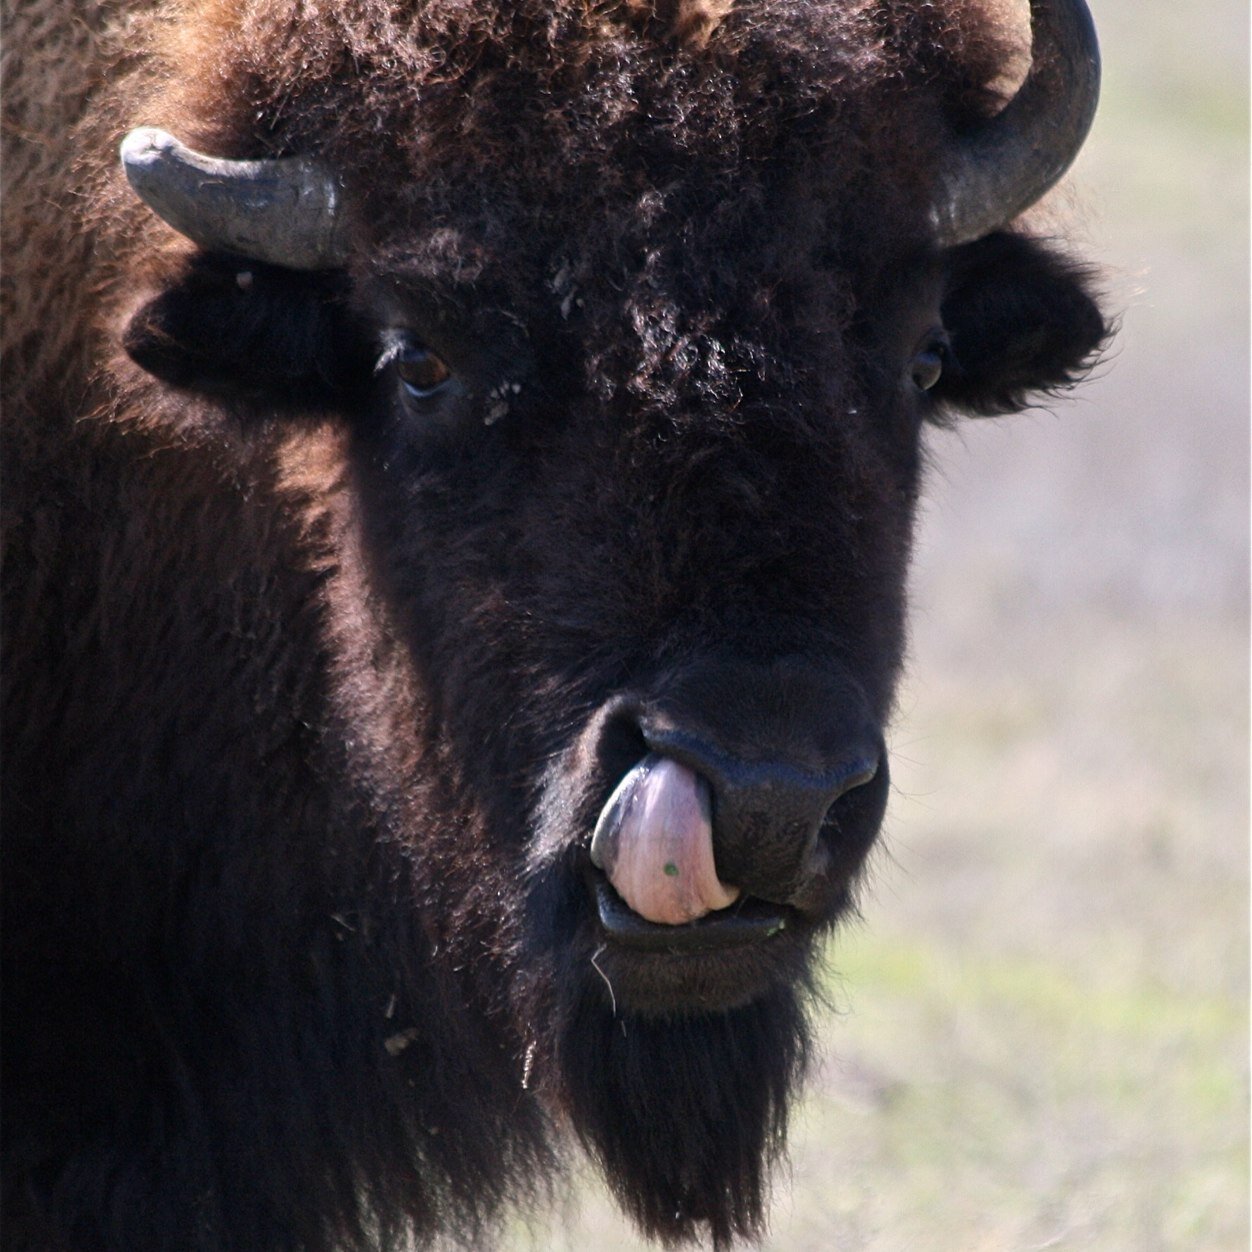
xmin=829 ymin=928 xmax=1242 ymax=1048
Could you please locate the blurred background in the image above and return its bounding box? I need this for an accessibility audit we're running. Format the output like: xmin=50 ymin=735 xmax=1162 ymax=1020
xmin=509 ymin=0 xmax=1251 ymax=1247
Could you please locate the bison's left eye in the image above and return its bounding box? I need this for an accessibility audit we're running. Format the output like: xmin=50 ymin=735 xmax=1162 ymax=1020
xmin=910 ymin=334 xmax=948 ymax=392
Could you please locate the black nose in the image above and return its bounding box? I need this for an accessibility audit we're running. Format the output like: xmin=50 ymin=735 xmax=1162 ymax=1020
xmin=634 ymin=657 xmax=888 ymax=905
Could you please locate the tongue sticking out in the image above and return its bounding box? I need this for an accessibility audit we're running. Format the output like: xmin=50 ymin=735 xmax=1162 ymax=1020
xmin=589 ymin=754 xmax=741 ymax=926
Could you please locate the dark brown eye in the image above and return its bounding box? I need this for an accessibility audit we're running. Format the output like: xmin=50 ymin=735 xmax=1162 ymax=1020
xmin=395 ymin=344 xmax=452 ymax=398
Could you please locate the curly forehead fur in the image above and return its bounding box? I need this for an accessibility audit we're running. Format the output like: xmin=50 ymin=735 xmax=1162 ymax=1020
xmin=113 ymin=0 xmax=1014 ymax=375
xmin=79 ymin=0 xmax=1025 ymax=508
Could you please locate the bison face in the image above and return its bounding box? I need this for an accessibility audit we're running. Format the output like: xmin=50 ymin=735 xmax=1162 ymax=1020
xmin=119 ymin=210 xmax=1102 ymax=1239
xmin=124 ymin=233 xmax=943 ymax=1013
xmin=120 ymin=220 xmax=1101 ymax=1198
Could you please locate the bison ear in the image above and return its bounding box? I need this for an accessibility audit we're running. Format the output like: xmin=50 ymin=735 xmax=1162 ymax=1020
xmin=122 ymin=253 xmax=371 ymax=410
xmin=930 ymin=232 xmax=1109 ymax=417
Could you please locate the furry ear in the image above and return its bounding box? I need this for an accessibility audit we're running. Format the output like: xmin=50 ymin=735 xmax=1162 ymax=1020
xmin=931 ymin=232 xmax=1109 ymax=417
xmin=122 ymin=254 xmax=371 ymax=409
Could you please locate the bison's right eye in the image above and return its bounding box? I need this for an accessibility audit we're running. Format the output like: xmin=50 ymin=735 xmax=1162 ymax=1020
xmin=378 ymin=334 xmax=455 ymax=404
xmin=394 ymin=344 xmax=453 ymax=399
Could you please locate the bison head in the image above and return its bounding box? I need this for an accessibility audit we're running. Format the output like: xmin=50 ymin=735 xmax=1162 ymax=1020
xmin=112 ymin=0 xmax=1107 ymax=1243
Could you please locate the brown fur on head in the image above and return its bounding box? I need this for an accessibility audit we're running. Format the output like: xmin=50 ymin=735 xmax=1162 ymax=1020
xmin=622 ymin=0 xmax=736 ymax=48
xmin=0 ymin=0 xmax=159 ymax=420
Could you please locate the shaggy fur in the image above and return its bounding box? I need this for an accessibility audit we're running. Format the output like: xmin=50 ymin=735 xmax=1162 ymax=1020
xmin=2 ymin=2 xmax=1109 ymax=1249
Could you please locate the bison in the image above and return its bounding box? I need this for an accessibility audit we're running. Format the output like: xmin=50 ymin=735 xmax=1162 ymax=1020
xmin=1 ymin=0 xmax=1109 ymax=1247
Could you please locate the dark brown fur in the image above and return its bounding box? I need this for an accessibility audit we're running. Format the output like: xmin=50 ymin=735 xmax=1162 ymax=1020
xmin=2 ymin=2 xmax=1108 ymax=1248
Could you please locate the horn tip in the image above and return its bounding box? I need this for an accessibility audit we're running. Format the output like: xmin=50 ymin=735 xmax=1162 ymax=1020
xmin=120 ymin=127 xmax=177 ymax=172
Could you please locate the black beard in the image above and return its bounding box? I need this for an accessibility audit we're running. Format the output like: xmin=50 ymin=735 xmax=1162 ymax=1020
xmin=541 ymin=970 xmax=814 ymax=1248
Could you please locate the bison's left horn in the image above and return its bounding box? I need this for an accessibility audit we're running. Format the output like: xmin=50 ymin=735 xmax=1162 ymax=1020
xmin=931 ymin=0 xmax=1100 ymax=246
xmin=120 ymin=127 xmax=348 ymax=270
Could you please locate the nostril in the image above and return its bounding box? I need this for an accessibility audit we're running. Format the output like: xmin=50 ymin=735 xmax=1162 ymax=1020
xmin=592 ymin=705 xmax=649 ymax=784
xmin=826 ymin=755 xmax=878 ymax=800
xmin=801 ymin=749 xmax=890 ymax=891
xmin=815 ymin=751 xmax=888 ymax=845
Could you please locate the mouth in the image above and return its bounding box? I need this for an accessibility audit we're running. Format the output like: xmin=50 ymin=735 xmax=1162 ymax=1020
xmin=581 ymin=869 xmax=815 ymax=1014
xmin=591 ymin=874 xmax=793 ymax=953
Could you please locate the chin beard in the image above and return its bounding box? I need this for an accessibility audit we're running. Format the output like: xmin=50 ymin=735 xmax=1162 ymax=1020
xmin=540 ymin=972 xmax=814 ymax=1248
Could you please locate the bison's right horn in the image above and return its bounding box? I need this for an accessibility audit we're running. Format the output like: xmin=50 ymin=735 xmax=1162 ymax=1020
xmin=931 ymin=0 xmax=1100 ymax=246
xmin=120 ymin=127 xmax=348 ymax=271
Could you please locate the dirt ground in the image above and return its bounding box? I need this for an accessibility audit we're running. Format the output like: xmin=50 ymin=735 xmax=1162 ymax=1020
xmin=507 ymin=1 xmax=1250 ymax=1247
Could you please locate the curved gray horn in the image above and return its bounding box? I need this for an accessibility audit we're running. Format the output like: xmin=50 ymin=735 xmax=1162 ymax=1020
xmin=931 ymin=0 xmax=1100 ymax=247
xmin=120 ymin=127 xmax=348 ymax=270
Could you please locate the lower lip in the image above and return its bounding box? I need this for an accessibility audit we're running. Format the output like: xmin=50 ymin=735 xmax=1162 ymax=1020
xmin=592 ymin=876 xmax=791 ymax=953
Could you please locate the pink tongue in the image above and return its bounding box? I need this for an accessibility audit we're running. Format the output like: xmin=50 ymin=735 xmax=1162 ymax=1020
xmin=589 ymin=755 xmax=740 ymax=925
